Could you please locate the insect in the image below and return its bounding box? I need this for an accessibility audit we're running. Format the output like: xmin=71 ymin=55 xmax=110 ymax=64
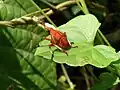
xmin=44 ymin=23 xmax=72 ymax=55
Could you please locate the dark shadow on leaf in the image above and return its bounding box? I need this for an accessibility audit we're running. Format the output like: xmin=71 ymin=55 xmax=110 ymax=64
xmin=16 ymin=51 xmax=57 ymax=90
xmin=0 ymin=28 xmax=41 ymax=90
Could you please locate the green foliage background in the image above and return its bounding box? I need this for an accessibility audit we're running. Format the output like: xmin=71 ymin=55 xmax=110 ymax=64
xmin=0 ymin=0 xmax=56 ymax=89
xmin=0 ymin=0 xmax=120 ymax=90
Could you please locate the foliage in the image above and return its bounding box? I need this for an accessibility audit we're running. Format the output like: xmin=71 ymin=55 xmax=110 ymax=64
xmin=91 ymin=72 xmax=119 ymax=90
xmin=0 ymin=0 xmax=120 ymax=90
xmin=0 ymin=0 xmax=56 ymax=90
xmin=35 ymin=14 xmax=118 ymax=68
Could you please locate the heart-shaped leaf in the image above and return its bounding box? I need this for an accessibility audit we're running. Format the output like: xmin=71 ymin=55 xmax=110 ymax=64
xmin=91 ymin=72 xmax=119 ymax=90
xmin=35 ymin=14 xmax=119 ymax=68
xmin=59 ymin=14 xmax=101 ymax=44
xmin=35 ymin=43 xmax=118 ymax=68
xmin=109 ymin=51 xmax=120 ymax=76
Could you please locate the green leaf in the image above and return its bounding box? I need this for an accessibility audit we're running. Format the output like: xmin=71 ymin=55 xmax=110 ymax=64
xmin=0 ymin=0 xmax=39 ymax=20
xmin=118 ymin=51 xmax=120 ymax=58
xmin=109 ymin=51 xmax=120 ymax=76
xmin=35 ymin=14 xmax=118 ymax=68
xmin=71 ymin=5 xmax=81 ymax=15
xmin=58 ymin=14 xmax=101 ymax=44
xmin=36 ymin=43 xmax=118 ymax=68
xmin=53 ymin=45 xmax=118 ymax=68
xmin=0 ymin=46 xmax=56 ymax=90
xmin=91 ymin=72 xmax=119 ymax=90
xmin=0 ymin=0 xmax=56 ymax=89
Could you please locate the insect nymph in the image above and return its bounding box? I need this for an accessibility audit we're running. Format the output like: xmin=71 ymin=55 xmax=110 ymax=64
xmin=44 ymin=23 xmax=72 ymax=55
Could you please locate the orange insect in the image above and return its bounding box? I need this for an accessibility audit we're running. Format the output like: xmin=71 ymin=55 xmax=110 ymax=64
xmin=44 ymin=23 xmax=72 ymax=55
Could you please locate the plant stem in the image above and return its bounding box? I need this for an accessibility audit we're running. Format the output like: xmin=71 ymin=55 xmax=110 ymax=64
xmin=80 ymin=67 xmax=90 ymax=90
xmin=98 ymin=29 xmax=111 ymax=46
xmin=39 ymin=0 xmax=57 ymax=10
xmin=96 ymin=32 xmax=105 ymax=45
xmin=79 ymin=0 xmax=89 ymax=14
xmin=76 ymin=1 xmax=112 ymax=90
xmin=38 ymin=7 xmax=56 ymax=27
xmin=61 ymin=64 xmax=74 ymax=89
xmin=0 ymin=1 xmax=76 ymax=27
xmin=76 ymin=0 xmax=84 ymax=12
xmin=26 ymin=1 xmax=76 ymax=18
xmin=24 ymin=8 xmax=50 ymax=17
xmin=75 ymin=1 xmax=92 ymax=89
xmin=38 ymin=5 xmax=74 ymax=89
xmin=86 ymin=66 xmax=98 ymax=81
xmin=0 ymin=17 xmax=37 ymax=27
xmin=38 ymin=0 xmax=76 ymax=20
xmin=76 ymin=0 xmax=111 ymax=46
xmin=76 ymin=0 xmax=89 ymax=14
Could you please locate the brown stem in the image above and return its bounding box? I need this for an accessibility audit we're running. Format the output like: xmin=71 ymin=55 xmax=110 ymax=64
xmin=80 ymin=67 xmax=91 ymax=90
xmin=0 ymin=1 xmax=76 ymax=27
xmin=39 ymin=0 xmax=76 ymax=20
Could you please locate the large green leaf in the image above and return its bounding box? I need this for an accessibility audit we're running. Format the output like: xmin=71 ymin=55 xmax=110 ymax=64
xmin=35 ymin=43 xmax=118 ymax=68
xmin=59 ymin=14 xmax=101 ymax=44
xmin=0 ymin=46 xmax=56 ymax=90
xmin=0 ymin=0 xmax=56 ymax=90
xmin=53 ymin=44 xmax=118 ymax=67
xmin=35 ymin=14 xmax=119 ymax=68
xmin=91 ymin=72 xmax=119 ymax=90
xmin=109 ymin=51 xmax=120 ymax=76
xmin=0 ymin=0 xmax=39 ymax=20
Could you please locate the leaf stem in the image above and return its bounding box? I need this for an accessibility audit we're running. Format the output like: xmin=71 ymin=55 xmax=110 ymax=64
xmin=96 ymin=32 xmax=105 ymax=45
xmin=86 ymin=66 xmax=98 ymax=81
xmin=26 ymin=1 xmax=76 ymax=18
xmin=75 ymin=1 xmax=112 ymax=90
xmin=98 ymin=29 xmax=111 ymax=46
xmin=38 ymin=7 xmax=56 ymax=27
xmin=76 ymin=0 xmax=84 ymax=13
xmin=24 ymin=8 xmax=50 ymax=17
xmin=77 ymin=0 xmax=89 ymax=14
xmin=38 ymin=5 xmax=74 ymax=89
xmin=39 ymin=0 xmax=57 ymax=10
xmin=0 ymin=1 xmax=76 ymax=28
xmin=80 ymin=67 xmax=90 ymax=90
xmin=76 ymin=0 xmax=111 ymax=46
xmin=61 ymin=64 xmax=74 ymax=89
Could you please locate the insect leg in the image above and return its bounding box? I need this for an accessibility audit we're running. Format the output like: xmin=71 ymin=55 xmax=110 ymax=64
xmin=72 ymin=46 xmax=78 ymax=48
xmin=44 ymin=37 xmax=51 ymax=41
xmin=70 ymin=42 xmax=78 ymax=48
xmin=54 ymin=45 xmax=68 ymax=56
xmin=49 ymin=43 xmax=54 ymax=47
